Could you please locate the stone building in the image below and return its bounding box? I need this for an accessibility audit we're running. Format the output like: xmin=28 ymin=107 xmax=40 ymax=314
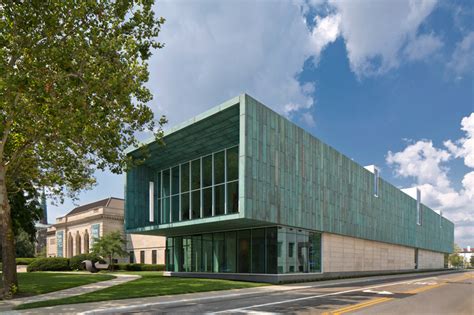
xmin=46 ymin=197 xmax=165 ymax=264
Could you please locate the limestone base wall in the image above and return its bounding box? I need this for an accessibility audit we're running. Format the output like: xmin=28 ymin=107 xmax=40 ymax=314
xmin=322 ymin=233 xmax=418 ymax=272
xmin=418 ymin=249 xmax=444 ymax=269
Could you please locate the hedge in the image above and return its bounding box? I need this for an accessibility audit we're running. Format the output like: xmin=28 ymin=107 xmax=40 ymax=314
xmin=27 ymin=257 xmax=71 ymax=272
xmin=115 ymin=263 xmax=165 ymax=271
xmin=16 ymin=258 xmax=37 ymax=265
xmin=69 ymin=253 xmax=105 ymax=270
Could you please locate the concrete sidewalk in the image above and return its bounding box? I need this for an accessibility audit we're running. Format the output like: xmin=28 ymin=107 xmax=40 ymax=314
xmin=0 ymin=273 xmax=139 ymax=314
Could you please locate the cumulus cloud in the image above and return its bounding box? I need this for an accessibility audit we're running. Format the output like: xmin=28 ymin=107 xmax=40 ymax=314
xmin=447 ymin=32 xmax=474 ymax=78
xmin=148 ymin=1 xmax=343 ymax=128
xmin=387 ymin=113 xmax=474 ymax=247
xmin=404 ymin=33 xmax=443 ymax=61
xmin=327 ymin=0 xmax=438 ymax=76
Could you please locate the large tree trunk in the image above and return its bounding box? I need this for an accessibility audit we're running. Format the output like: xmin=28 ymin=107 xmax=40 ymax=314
xmin=0 ymin=164 xmax=17 ymax=299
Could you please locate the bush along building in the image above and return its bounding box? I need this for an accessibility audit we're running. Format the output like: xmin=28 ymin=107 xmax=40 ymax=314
xmin=125 ymin=94 xmax=454 ymax=283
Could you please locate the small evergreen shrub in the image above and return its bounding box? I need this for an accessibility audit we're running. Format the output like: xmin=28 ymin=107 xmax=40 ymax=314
xmin=27 ymin=257 xmax=71 ymax=272
xmin=114 ymin=263 xmax=164 ymax=271
xmin=16 ymin=258 xmax=37 ymax=265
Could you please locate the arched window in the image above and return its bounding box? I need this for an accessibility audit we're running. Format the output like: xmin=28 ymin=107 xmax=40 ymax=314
xmin=75 ymin=231 xmax=82 ymax=255
xmin=67 ymin=232 xmax=73 ymax=258
xmin=84 ymin=230 xmax=89 ymax=254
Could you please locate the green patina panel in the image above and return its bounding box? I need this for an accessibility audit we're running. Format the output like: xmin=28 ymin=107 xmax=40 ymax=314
xmin=125 ymin=93 xmax=454 ymax=254
xmin=242 ymin=95 xmax=453 ymax=253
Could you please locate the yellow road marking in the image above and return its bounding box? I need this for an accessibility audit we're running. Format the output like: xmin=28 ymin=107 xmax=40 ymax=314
xmin=324 ymin=272 xmax=472 ymax=315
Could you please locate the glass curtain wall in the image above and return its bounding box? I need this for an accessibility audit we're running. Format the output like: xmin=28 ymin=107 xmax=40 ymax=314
xmin=166 ymin=226 xmax=322 ymax=274
xmin=156 ymin=146 xmax=239 ymax=224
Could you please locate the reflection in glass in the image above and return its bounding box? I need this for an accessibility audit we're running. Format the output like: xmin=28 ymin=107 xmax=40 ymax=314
xmin=227 ymin=182 xmax=238 ymax=213
xmin=227 ymin=146 xmax=238 ymax=181
xmin=202 ymin=155 xmax=212 ymax=187
xmin=251 ymin=229 xmax=265 ymax=273
xmin=181 ymin=163 xmax=189 ymax=192
xmin=214 ymin=151 xmax=225 ymax=184
xmin=172 ymin=195 xmax=180 ymax=222
xmin=237 ymin=230 xmax=251 ymax=273
xmin=203 ymin=187 xmax=212 ymax=218
xmin=309 ymin=232 xmax=321 ymax=272
xmin=156 ymin=172 xmax=161 ymax=199
xmin=202 ymin=234 xmax=213 ymax=272
xmin=163 ymin=169 xmax=170 ymax=197
xmin=266 ymin=227 xmax=278 ymax=274
xmin=192 ymin=235 xmax=202 ymax=272
xmin=172 ymin=166 xmax=179 ymax=195
xmin=214 ymin=184 xmax=225 ymax=215
xmin=297 ymin=231 xmax=308 ymax=273
xmin=191 ymin=159 xmax=200 ymax=190
xmin=213 ymin=233 xmax=225 ymax=272
xmin=166 ymin=237 xmax=173 ymax=271
xmin=225 ymin=231 xmax=236 ymax=273
xmin=183 ymin=237 xmax=192 ymax=272
xmin=162 ymin=197 xmax=170 ymax=224
xmin=191 ymin=190 xmax=200 ymax=219
xmin=173 ymin=237 xmax=182 ymax=272
xmin=181 ymin=192 xmax=190 ymax=221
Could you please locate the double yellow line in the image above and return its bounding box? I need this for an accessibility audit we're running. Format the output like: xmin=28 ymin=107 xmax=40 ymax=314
xmin=323 ymin=273 xmax=472 ymax=315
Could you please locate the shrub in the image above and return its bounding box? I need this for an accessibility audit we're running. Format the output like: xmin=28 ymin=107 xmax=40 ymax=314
xmin=114 ymin=263 xmax=165 ymax=271
xmin=16 ymin=258 xmax=37 ymax=265
xmin=27 ymin=257 xmax=71 ymax=272
xmin=69 ymin=253 xmax=105 ymax=270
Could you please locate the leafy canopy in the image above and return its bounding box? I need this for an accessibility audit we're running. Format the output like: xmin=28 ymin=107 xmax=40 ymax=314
xmin=0 ymin=0 xmax=166 ymax=198
xmin=91 ymin=231 xmax=128 ymax=265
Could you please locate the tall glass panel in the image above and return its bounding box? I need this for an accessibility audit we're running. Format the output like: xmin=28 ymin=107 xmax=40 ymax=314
xmin=203 ymin=187 xmax=212 ymax=218
xmin=237 ymin=230 xmax=251 ymax=273
xmin=191 ymin=159 xmax=200 ymax=190
xmin=191 ymin=190 xmax=200 ymax=219
xmin=166 ymin=237 xmax=174 ymax=271
xmin=297 ymin=230 xmax=309 ymax=273
xmin=191 ymin=235 xmax=202 ymax=272
xmin=213 ymin=233 xmax=225 ymax=272
xmin=214 ymin=151 xmax=225 ymax=184
xmin=224 ymin=231 xmax=236 ymax=273
xmin=227 ymin=146 xmax=238 ymax=181
xmin=309 ymin=232 xmax=322 ymax=273
xmin=251 ymin=229 xmax=266 ymax=273
xmin=172 ymin=195 xmax=180 ymax=222
xmin=162 ymin=169 xmax=170 ymax=197
xmin=214 ymin=184 xmax=225 ymax=215
xmin=181 ymin=192 xmax=190 ymax=221
xmin=266 ymin=227 xmax=278 ymax=274
xmin=277 ymin=227 xmax=287 ymax=273
xmin=156 ymin=172 xmax=161 ymax=199
xmin=227 ymin=182 xmax=238 ymax=213
xmin=287 ymin=229 xmax=296 ymax=273
xmin=202 ymin=234 xmax=213 ymax=272
xmin=171 ymin=166 xmax=179 ymax=195
xmin=173 ymin=237 xmax=183 ymax=272
xmin=202 ymin=155 xmax=212 ymax=187
xmin=162 ymin=197 xmax=170 ymax=224
xmin=183 ymin=237 xmax=192 ymax=272
xmin=181 ymin=163 xmax=189 ymax=192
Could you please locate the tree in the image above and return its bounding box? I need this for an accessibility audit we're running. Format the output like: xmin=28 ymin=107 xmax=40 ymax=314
xmin=91 ymin=231 xmax=128 ymax=270
xmin=470 ymin=255 xmax=474 ymax=267
xmin=448 ymin=243 xmax=463 ymax=268
xmin=0 ymin=1 xmax=165 ymax=298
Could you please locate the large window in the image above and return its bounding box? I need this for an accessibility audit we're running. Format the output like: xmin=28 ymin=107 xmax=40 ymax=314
xmin=155 ymin=146 xmax=239 ymax=224
xmin=165 ymin=226 xmax=321 ymax=274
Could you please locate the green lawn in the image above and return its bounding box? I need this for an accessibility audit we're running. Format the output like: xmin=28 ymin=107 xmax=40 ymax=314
xmin=0 ymin=272 xmax=115 ymax=298
xmin=16 ymin=272 xmax=267 ymax=310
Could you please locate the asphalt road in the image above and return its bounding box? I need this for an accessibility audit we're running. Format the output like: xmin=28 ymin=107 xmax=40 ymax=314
xmin=110 ymin=270 xmax=473 ymax=315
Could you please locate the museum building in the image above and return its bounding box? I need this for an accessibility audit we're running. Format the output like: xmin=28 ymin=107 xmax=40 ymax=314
xmin=125 ymin=94 xmax=454 ymax=282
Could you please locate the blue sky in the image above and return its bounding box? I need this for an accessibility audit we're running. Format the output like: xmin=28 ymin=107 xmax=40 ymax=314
xmin=48 ymin=0 xmax=473 ymax=247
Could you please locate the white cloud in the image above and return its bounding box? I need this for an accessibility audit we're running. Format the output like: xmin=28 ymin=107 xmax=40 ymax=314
xmin=444 ymin=112 xmax=474 ymax=168
xmin=327 ymin=0 xmax=438 ymax=76
xmin=404 ymin=33 xmax=443 ymax=61
xmin=148 ymin=1 xmax=341 ymax=128
xmin=387 ymin=114 xmax=474 ymax=247
xmin=447 ymin=32 xmax=474 ymax=77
